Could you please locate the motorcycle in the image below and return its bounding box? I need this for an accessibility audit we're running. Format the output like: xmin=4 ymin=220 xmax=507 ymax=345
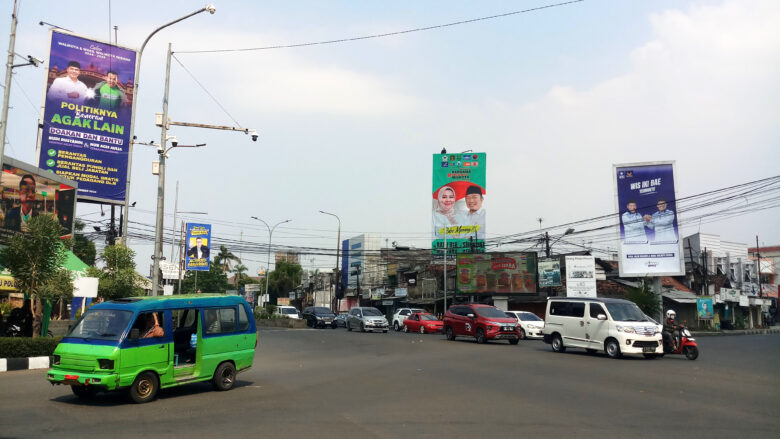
xmin=663 ymin=325 xmax=699 ymax=360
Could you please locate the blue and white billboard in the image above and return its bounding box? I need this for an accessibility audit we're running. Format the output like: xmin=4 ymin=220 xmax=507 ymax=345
xmin=185 ymin=223 xmax=211 ymax=271
xmin=37 ymin=30 xmax=137 ymax=204
xmin=614 ymin=161 xmax=684 ymax=276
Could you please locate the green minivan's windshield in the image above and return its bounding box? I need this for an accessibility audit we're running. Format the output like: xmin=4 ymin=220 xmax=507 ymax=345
xmin=605 ymin=303 xmax=648 ymax=322
xmin=67 ymin=309 xmax=133 ymax=341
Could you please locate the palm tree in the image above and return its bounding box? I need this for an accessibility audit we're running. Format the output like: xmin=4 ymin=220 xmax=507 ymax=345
xmin=214 ymin=245 xmax=241 ymax=274
xmin=232 ymin=264 xmax=249 ymax=288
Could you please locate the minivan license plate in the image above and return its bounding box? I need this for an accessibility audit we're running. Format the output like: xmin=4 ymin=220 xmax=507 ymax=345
xmin=642 ymin=347 xmax=655 ymax=353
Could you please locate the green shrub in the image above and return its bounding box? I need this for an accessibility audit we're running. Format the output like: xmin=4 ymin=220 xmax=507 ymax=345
xmin=0 ymin=337 xmax=62 ymax=358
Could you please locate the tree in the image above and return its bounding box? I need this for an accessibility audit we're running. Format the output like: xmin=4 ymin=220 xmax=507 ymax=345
xmin=267 ymin=261 xmax=302 ymax=302
xmin=176 ymin=263 xmax=229 ymax=294
xmin=214 ymin=245 xmax=241 ymax=274
xmin=625 ymin=278 xmax=661 ymax=318
xmin=71 ymin=219 xmax=96 ymax=266
xmin=232 ymin=264 xmax=248 ymax=288
xmin=39 ymin=268 xmax=75 ymax=320
xmin=90 ymin=245 xmax=145 ymax=300
xmin=0 ymin=214 xmax=69 ymax=337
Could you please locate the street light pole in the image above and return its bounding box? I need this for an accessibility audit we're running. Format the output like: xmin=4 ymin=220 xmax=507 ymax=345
xmin=0 ymin=1 xmax=19 ymax=171
xmin=320 ymin=210 xmax=341 ymax=313
xmin=251 ymin=217 xmax=291 ymax=306
xmin=121 ymin=5 xmax=216 ymax=241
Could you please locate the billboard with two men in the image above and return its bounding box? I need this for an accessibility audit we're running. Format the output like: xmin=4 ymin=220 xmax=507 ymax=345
xmin=37 ymin=30 xmax=137 ymax=204
xmin=614 ymin=161 xmax=684 ymax=276
xmin=432 ymin=153 xmax=486 ymax=255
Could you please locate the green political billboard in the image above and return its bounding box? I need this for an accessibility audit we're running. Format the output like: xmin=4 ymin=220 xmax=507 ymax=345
xmin=432 ymin=152 xmax=486 ymax=255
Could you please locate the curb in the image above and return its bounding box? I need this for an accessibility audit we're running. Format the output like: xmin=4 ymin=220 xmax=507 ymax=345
xmin=692 ymin=328 xmax=780 ymax=337
xmin=0 ymin=356 xmax=51 ymax=372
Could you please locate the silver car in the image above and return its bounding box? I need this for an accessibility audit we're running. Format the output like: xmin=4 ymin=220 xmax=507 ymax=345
xmin=346 ymin=307 xmax=389 ymax=333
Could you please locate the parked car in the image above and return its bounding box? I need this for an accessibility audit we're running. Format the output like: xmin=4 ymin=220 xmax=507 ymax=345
xmin=402 ymin=313 xmax=443 ymax=334
xmin=333 ymin=313 xmax=348 ymax=328
xmin=391 ymin=308 xmax=425 ymax=331
xmin=443 ymin=304 xmax=519 ymax=344
xmin=274 ymin=305 xmax=301 ymax=320
xmin=505 ymin=311 xmax=545 ymax=339
xmin=302 ymin=306 xmax=337 ymax=328
xmin=542 ymin=297 xmax=663 ymax=359
xmin=347 ymin=307 xmax=389 ymax=333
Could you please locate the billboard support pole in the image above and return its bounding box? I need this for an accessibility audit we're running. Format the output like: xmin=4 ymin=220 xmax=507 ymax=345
xmin=0 ymin=1 xmax=19 ymax=173
xmin=443 ymin=230 xmax=447 ymax=313
xmin=121 ymin=5 xmax=216 ymax=241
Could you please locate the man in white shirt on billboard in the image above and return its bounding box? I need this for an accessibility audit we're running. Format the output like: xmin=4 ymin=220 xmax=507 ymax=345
xmin=458 ymin=185 xmax=485 ymax=239
xmin=47 ymin=61 xmax=90 ymax=105
xmin=621 ymin=200 xmax=647 ymax=244
xmin=644 ymin=198 xmax=678 ymax=243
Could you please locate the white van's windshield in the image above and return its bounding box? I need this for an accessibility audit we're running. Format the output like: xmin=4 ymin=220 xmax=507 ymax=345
xmin=67 ymin=309 xmax=133 ymax=341
xmin=605 ymin=303 xmax=649 ymax=322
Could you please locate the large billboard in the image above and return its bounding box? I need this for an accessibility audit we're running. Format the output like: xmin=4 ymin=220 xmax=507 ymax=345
xmin=614 ymin=162 xmax=684 ymax=276
xmin=37 ymin=30 xmax=137 ymax=204
xmin=185 ymin=223 xmax=211 ymax=271
xmin=1 ymin=156 xmax=77 ymax=240
xmin=538 ymin=257 xmax=562 ymax=288
xmin=457 ymin=252 xmax=537 ymax=294
xmin=432 ymin=153 xmax=486 ymax=255
xmin=565 ymin=256 xmax=597 ymax=297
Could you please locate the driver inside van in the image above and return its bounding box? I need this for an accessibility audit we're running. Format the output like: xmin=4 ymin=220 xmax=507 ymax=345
xmin=142 ymin=313 xmax=164 ymax=338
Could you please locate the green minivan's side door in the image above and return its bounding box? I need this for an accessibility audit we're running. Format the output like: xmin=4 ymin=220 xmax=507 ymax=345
xmin=200 ymin=306 xmax=255 ymax=375
xmin=118 ymin=311 xmax=172 ymax=387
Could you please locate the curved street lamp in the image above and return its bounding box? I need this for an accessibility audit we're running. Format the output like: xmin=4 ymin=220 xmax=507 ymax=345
xmin=251 ymin=216 xmax=291 ymax=306
xmin=319 ymin=210 xmax=341 ymax=312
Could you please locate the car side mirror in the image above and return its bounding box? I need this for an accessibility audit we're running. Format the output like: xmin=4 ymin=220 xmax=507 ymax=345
xmin=129 ymin=328 xmax=140 ymax=339
xmin=597 ymin=314 xmax=607 ymax=321
xmin=467 ymin=313 xmax=475 ymax=318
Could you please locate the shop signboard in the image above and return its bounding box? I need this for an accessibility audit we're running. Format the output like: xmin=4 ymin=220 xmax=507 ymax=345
xmin=565 ymin=256 xmax=597 ymax=298
xmin=721 ymin=288 xmax=741 ymax=302
xmin=457 ymin=252 xmax=537 ymax=294
xmin=613 ymin=161 xmax=684 ymax=276
xmin=37 ymin=30 xmax=137 ymax=204
xmin=432 ymin=152 xmax=486 ymax=255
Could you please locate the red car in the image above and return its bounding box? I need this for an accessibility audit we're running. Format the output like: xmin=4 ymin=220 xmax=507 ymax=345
xmin=402 ymin=313 xmax=443 ymax=334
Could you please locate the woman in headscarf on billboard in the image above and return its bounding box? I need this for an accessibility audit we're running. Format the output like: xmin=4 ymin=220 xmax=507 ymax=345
xmin=432 ymin=185 xmax=459 ymax=238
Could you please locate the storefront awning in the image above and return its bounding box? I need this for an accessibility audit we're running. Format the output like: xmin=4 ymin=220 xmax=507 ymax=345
xmin=662 ymin=289 xmax=698 ymax=304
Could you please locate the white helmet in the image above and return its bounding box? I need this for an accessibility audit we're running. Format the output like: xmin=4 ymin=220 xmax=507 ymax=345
xmin=666 ymin=310 xmax=676 ymax=319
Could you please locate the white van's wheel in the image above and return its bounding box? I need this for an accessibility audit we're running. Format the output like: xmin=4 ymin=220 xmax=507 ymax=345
xmin=212 ymin=362 xmax=236 ymax=391
xmin=551 ymin=334 xmax=566 ymax=353
xmin=605 ymin=339 xmax=622 ymax=359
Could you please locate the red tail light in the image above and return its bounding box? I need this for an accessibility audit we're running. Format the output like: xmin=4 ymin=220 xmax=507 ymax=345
xmin=65 ymin=375 xmax=79 ymax=380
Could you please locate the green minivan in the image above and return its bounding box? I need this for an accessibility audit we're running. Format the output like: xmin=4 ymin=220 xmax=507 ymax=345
xmin=47 ymin=295 xmax=257 ymax=403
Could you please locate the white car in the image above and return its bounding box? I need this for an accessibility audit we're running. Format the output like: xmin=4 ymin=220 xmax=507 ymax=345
xmin=391 ymin=308 xmax=425 ymax=331
xmin=274 ymin=305 xmax=301 ymax=320
xmin=505 ymin=311 xmax=545 ymax=339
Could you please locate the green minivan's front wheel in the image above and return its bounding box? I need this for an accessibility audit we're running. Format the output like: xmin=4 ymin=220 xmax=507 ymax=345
xmin=212 ymin=362 xmax=237 ymax=391
xmin=129 ymin=372 xmax=159 ymax=404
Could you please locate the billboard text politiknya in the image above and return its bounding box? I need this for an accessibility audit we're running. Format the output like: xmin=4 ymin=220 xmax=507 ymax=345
xmin=614 ymin=162 xmax=684 ymax=276
xmin=37 ymin=30 xmax=137 ymax=204
xmin=432 ymin=153 xmax=486 ymax=255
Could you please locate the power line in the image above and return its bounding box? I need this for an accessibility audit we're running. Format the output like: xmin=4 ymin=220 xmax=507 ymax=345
xmin=177 ymin=1 xmax=586 ymax=54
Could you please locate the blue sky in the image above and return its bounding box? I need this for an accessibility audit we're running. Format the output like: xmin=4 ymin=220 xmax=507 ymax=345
xmin=2 ymin=0 xmax=778 ymax=276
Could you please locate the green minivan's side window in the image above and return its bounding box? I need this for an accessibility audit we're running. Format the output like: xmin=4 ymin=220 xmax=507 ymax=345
xmin=238 ymin=305 xmax=250 ymax=331
xmin=204 ymin=308 xmax=237 ymax=334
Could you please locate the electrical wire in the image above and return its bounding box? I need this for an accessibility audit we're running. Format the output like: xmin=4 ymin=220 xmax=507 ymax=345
xmin=177 ymin=1 xmax=586 ymax=54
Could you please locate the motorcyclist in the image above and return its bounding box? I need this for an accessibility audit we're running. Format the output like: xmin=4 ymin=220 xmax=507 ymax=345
xmin=662 ymin=310 xmax=680 ymax=350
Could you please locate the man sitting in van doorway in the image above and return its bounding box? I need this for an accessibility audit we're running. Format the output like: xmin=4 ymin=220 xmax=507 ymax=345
xmin=662 ymin=310 xmax=680 ymax=350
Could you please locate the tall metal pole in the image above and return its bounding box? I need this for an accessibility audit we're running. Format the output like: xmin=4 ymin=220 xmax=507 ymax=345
xmin=319 ymin=211 xmax=341 ymax=313
xmin=0 ymin=1 xmax=19 ymax=171
xmin=151 ymin=43 xmax=172 ymax=296
xmin=121 ymin=5 xmax=215 ymax=241
xmin=251 ymin=217 xmax=291 ymax=305
xmin=756 ymin=236 xmax=762 ymax=298
xmin=171 ymin=180 xmax=178 ymax=260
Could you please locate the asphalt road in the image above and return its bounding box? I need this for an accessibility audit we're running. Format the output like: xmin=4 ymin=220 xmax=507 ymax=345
xmin=1 ymin=329 xmax=778 ymax=439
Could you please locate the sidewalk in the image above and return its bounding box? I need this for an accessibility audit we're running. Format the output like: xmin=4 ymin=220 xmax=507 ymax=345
xmin=692 ymin=327 xmax=780 ymax=337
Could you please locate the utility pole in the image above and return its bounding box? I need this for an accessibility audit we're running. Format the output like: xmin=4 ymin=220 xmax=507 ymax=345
xmin=545 ymin=232 xmax=551 ymax=258
xmin=0 ymin=1 xmax=19 ymax=172
xmin=151 ymin=43 xmax=173 ymax=296
xmin=756 ymin=236 xmax=762 ymax=298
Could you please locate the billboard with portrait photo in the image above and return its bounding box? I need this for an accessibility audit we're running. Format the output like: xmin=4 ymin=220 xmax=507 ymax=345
xmin=36 ymin=30 xmax=137 ymax=204
xmin=697 ymin=297 xmax=714 ymax=320
xmin=432 ymin=153 xmax=486 ymax=255
xmin=1 ymin=156 xmax=77 ymax=241
xmin=613 ymin=161 xmax=684 ymax=276
xmin=185 ymin=223 xmax=211 ymax=271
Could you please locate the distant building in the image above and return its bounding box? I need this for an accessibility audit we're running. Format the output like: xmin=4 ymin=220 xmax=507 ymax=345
xmin=275 ymin=252 xmax=299 ymax=265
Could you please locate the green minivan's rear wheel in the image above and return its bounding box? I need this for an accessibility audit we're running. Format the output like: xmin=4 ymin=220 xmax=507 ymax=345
xmin=212 ymin=362 xmax=237 ymax=391
xmin=129 ymin=371 xmax=159 ymax=404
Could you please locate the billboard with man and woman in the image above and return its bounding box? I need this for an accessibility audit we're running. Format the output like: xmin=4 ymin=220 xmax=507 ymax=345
xmin=432 ymin=153 xmax=486 ymax=255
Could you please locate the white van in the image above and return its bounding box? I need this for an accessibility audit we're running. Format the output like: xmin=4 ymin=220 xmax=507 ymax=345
xmin=274 ymin=305 xmax=301 ymax=320
xmin=542 ymin=297 xmax=662 ymax=359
